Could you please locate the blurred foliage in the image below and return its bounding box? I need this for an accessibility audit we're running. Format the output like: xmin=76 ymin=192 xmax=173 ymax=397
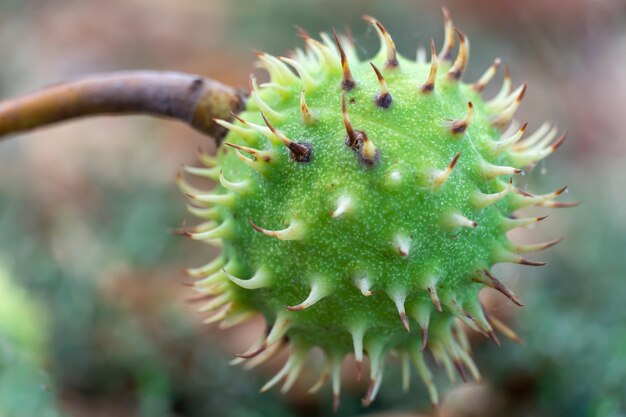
xmin=0 ymin=263 xmax=65 ymax=417
xmin=0 ymin=0 xmax=625 ymax=416
xmin=474 ymin=161 xmax=626 ymax=417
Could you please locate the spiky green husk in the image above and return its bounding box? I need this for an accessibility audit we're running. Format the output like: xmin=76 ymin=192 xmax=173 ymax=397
xmin=178 ymin=11 xmax=570 ymax=408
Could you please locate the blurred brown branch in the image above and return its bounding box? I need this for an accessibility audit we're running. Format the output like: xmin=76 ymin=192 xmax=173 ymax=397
xmin=0 ymin=71 xmax=246 ymax=141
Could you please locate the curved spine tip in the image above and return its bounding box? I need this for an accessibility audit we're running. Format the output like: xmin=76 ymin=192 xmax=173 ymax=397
xmin=219 ymin=170 xmax=250 ymax=193
xmin=331 ymin=357 xmax=342 ymax=411
xmin=231 ymin=112 xmax=273 ymax=138
xmin=474 ymin=269 xmax=524 ymax=306
xmin=487 ymin=329 xmax=502 ymax=346
xmin=261 ymin=113 xmax=312 ymax=162
xmin=472 ymin=178 xmax=513 ymax=209
xmin=255 ymin=53 xmax=300 ymax=86
xmin=539 ymin=200 xmax=580 ymax=209
xmin=350 ymin=325 xmax=365 ymax=380
xmin=501 ymin=215 xmax=548 ymax=231
xmin=447 ymin=29 xmax=469 ymax=80
xmin=224 ymin=142 xmax=272 ymax=162
xmin=390 ymin=291 xmax=410 ymax=332
xmin=551 ymin=131 xmax=568 ymax=152
xmin=510 ymin=185 xmax=568 ymax=209
xmin=202 ymin=304 xmax=232 ymax=324
xmin=280 ymin=350 xmax=308 ymax=394
xmin=490 ymin=315 xmax=525 ymax=345
xmin=420 ymin=326 xmax=429 ymax=351
xmin=427 ymin=286 xmax=442 ymax=312
xmin=239 ymin=314 xmax=290 ymax=360
xmin=510 ymin=131 xmax=567 ymax=166
xmin=184 ymin=255 xmax=226 ymax=278
xmin=286 ymin=280 xmax=329 ymax=311
xmin=193 ymin=267 xmax=228 ymax=287
xmin=517 ymin=258 xmax=548 ymax=266
xmin=495 ymin=248 xmax=547 ymax=267
xmin=492 ymin=83 xmax=527 ymax=130
xmin=308 ymin=362 xmax=331 ymax=394
xmin=481 ymin=162 xmax=523 ymax=179
xmin=249 ymin=219 xmax=306 ymax=240
xmin=299 ymin=90 xmax=318 ymax=125
xmin=261 ymin=351 xmax=304 ymax=393
xmin=231 ymin=149 xmax=266 ymax=174
xmin=447 ymin=101 xmax=474 ymax=135
xmin=361 ymin=372 xmax=384 ymax=406
xmin=490 ymin=64 xmax=512 ymax=105
xmin=421 ymin=39 xmax=439 ymax=93
xmin=439 ymin=6 xmax=455 ymax=61
xmin=295 ymin=26 xmax=311 ymax=40
xmin=185 ymin=218 xmax=233 ymax=240
xmin=370 ymin=62 xmax=392 ymax=108
xmin=224 ymin=266 xmax=271 ymax=290
xmin=489 ymin=122 xmax=528 ymax=155
xmin=213 ymin=118 xmax=257 ymax=142
xmin=242 ymin=338 xmax=285 ymax=370
xmin=219 ymin=310 xmax=256 ymax=330
xmin=249 ymin=75 xmax=286 ymax=122
xmin=279 ymin=56 xmax=318 ymax=90
xmin=512 ymin=122 xmax=552 ymax=151
xmin=332 ymin=29 xmax=356 ymax=91
xmin=473 ymin=58 xmax=501 ymax=92
xmin=510 ymin=237 xmax=563 ymax=253
xmin=341 ymin=92 xmax=356 ymax=142
xmin=453 ymin=359 xmax=469 ymax=383
xmin=430 ymin=152 xmax=461 ymax=188
xmin=341 ymin=93 xmax=380 ymax=166
xmin=197 ymin=291 xmax=232 ymax=313
xmin=183 ymin=165 xmax=220 ymax=181
xmin=363 ymin=15 xmax=399 ymax=69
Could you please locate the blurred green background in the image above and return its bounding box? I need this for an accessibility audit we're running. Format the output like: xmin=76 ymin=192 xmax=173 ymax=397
xmin=0 ymin=0 xmax=625 ymax=416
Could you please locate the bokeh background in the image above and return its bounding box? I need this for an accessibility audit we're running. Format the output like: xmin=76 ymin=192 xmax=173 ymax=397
xmin=0 ymin=0 xmax=625 ymax=416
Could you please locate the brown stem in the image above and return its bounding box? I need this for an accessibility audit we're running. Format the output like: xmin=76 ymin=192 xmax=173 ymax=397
xmin=0 ymin=71 xmax=246 ymax=142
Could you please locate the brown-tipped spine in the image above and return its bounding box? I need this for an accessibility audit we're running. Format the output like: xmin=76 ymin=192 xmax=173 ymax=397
xmin=341 ymin=92 xmax=357 ymax=146
xmin=439 ymin=7 xmax=455 ymax=61
xmin=363 ymin=16 xmax=399 ymax=69
xmin=341 ymin=93 xmax=380 ymax=167
xmin=421 ymin=39 xmax=438 ymax=93
xmin=224 ymin=142 xmax=271 ymax=162
xmin=474 ymin=58 xmax=501 ymax=92
xmin=261 ymin=113 xmax=312 ymax=163
xmin=492 ymin=83 xmax=527 ymax=130
xmin=333 ymin=29 xmax=356 ymax=91
xmin=448 ymin=101 xmax=474 ymax=135
xmin=299 ymin=90 xmax=317 ymax=125
xmin=427 ymin=286 xmax=443 ymax=312
xmin=475 ymin=270 xmax=523 ymax=306
xmin=518 ymin=258 xmax=547 ymax=267
xmin=370 ymin=62 xmax=392 ymax=108
xmin=447 ymin=29 xmax=469 ymax=80
xmin=420 ymin=326 xmax=429 ymax=351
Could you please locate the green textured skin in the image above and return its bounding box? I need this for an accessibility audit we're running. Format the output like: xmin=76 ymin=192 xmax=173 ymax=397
xmin=220 ymin=66 xmax=501 ymax=345
xmin=179 ymin=16 xmax=567 ymax=405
